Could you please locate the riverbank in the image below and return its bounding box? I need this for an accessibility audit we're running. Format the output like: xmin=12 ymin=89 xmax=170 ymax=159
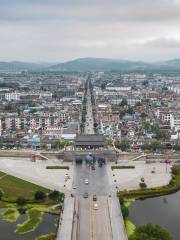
xmin=0 ymin=171 xmax=64 ymax=240
xmin=118 ymin=165 xmax=180 ymax=200
xmin=119 ymin=165 xmax=180 ymax=239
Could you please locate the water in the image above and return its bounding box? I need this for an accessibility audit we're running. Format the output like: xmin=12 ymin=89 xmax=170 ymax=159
xmin=129 ymin=191 xmax=180 ymax=240
xmin=0 ymin=209 xmax=58 ymax=240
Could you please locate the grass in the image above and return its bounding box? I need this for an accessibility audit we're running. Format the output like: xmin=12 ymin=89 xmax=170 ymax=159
xmin=16 ymin=208 xmax=44 ymax=234
xmin=0 ymin=171 xmax=50 ymax=202
xmin=35 ymin=233 xmax=56 ymax=240
xmin=46 ymin=166 xmax=69 ymax=170
xmin=125 ymin=218 xmax=136 ymax=237
xmin=1 ymin=208 xmax=20 ymax=222
xmin=111 ymin=165 xmax=135 ymax=170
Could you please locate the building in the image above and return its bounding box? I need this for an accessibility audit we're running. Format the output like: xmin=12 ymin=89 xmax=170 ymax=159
xmin=75 ymin=134 xmax=106 ymax=149
xmin=170 ymin=113 xmax=180 ymax=131
xmin=5 ymin=92 xmax=21 ymax=101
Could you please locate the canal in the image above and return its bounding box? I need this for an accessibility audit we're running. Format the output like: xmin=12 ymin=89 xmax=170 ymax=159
xmin=0 ymin=209 xmax=58 ymax=240
xmin=129 ymin=191 xmax=180 ymax=240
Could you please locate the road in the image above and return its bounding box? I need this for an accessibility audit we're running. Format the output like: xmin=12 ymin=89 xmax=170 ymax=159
xmin=72 ymin=160 xmax=113 ymax=240
xmin=84 ymin=80 xmax=95 ymax=135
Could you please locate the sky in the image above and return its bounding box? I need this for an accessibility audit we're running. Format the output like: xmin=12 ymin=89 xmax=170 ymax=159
xmin=0 ymin=0 xmax=180 ymax=62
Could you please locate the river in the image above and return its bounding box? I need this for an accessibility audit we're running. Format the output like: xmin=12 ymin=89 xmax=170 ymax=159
xmin=129 ymin=191 xmax=180 ymax=240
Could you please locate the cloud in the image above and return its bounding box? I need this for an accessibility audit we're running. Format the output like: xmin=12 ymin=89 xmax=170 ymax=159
xmin=140 ymin=37 xmax=180 ymax=48
xmin=0 ymin=0 xmax=180 ymax=61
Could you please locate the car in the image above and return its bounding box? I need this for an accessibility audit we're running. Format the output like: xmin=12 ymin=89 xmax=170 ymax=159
xmin=84 ymin=179 xmax=89 ymax=184
xmin=93 ymin=203 xmax=99 ymax=210
xmin=72 ymin=186 xmax=77 ymax=189
xmin=65 ymin=173 xmax=69 ymax=177
xmin=83 ymin=192 xmax=88 ymax=198
xmin=93 ymin=195 xmax=97 ymax=201
xmin=91 ymin=165 xmax=95 ymax=170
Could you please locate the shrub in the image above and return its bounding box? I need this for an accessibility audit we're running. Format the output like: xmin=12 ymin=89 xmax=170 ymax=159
xmin=119 ymin=196 xmax=124 ymax=205
xmin=139 ymin=182 xmax=147 ymax=188
xmin=16 ymin=197 xmax=27 ymax=205
xmin=34 ymin=191 xmax=46 ymax=201
xmin=121 ymin=205 xmax=129 ymax=219
xmin=129 ymin=224 xmax=172 ymax=240
xmin=112 ymin=165 xmax=135 ymax=170
xmin=0 ymin=189 xmax=3 ymax=200
xmin=49 ymin=190 xmax=60 ymax=200
xmin=46 ymin=166 xmax=69 ymax=170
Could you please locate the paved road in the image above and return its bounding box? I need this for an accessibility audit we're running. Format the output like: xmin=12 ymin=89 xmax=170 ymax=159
xmin=84 ymin=81 xmax=95 ymax=135
xmin=72 ymin=160 xmax=113 ymax=240
xmin=73 ymin=195 xmax=112 ymax=240
xmin=73 ymin=161 xmax=109 ymax=196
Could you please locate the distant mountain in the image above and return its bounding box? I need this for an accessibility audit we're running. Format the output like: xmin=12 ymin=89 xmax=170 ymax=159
xmin=48 ymin=57 xmax=180 ymax=72
xmin=48 ymin=58 xmax=152 ymax=72
xmin=0 ymin=61 xmax=54 ymax=72
xmin=1 ymin=58 xmax=180 ymax=72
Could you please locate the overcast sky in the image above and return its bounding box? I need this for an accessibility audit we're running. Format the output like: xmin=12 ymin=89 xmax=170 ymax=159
xmin=0 ymin=0 xmax=180 ymax=62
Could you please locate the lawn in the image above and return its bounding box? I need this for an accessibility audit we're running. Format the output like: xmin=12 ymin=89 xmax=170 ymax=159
xmin=16 ymin=208 xmax=44 ymax=234
xmin=0 ymin=171 xmax=50 ymax=201
xmin=125 ymin=218 xmax=136 ymax=237
xmin=36 ymin=233 xmax=56 ymax=240
xmin=1 ymin=208 xmax=20 ymax=222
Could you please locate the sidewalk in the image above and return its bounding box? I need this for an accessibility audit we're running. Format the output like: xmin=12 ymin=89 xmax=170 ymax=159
xmin=57 ymin=196 xmax=75 ymax=240
xmin=108 ymin=196 xmax=128 ymax=240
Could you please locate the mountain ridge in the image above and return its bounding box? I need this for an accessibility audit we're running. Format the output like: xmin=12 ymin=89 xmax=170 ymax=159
xmin=0 ymin=58 xmax=180 ymax=72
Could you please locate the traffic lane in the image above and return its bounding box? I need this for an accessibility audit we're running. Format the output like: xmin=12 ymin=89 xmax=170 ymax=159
xmin=74 ymin=162 xmax=91 ymax=195
xmin=92 ymin=196 xmax=112 ymax=240
xmin=78 ymin=197 xmax=89 ymax=240
xmin=74 ymin=162 xmax=109 ymax=196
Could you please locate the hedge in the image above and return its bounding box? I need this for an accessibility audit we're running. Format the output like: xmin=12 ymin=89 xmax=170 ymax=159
xmin=46 ymin=166 xmax=69 ymax=170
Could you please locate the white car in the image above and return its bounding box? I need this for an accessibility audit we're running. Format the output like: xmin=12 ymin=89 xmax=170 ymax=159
xmin=84 ymin=179 xmax=89 ymax=184
xmin=94 ymin=203 xmax=99 ymax=210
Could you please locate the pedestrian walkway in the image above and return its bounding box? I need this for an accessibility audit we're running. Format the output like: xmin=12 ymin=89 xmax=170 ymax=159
xmin=108 ymin=196 xmax=128 ymax=240
xmin=57 ymin=196 xmax=75 ymax=240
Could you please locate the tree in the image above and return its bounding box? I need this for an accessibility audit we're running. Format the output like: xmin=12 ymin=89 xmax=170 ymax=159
xmin=34 ymin=191 xmax=46 ymax=201
xmin=141 ymin=112 xmax=147 ymax=118
xmin=120 ymin=98 xmax=128 ymax=107
xmin=49 ymin=190 xmax=60 ymax=200
xmin=117 ymin=139 xmax=130 ymax=151
xmin=150 ymin=140 xmax=163 ymax=151
xmin=129 ymin=224 xmax=172 ymax=240
xmin=121 ymin=205 xmax=129 ymax=219
xmin=0 ymin=189 xmax=3 ymax=200
xmin=16 ymin=197 xmax=27 ymax=205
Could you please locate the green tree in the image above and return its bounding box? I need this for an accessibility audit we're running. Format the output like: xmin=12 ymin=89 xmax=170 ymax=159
xmin=115 ymin=139 xmax=130 ymax=151
xmin=129 ymin=224 xmax=172 ymax=240
xmin=0 ymin=189 xmax=3 ymax=200
xmin=120 ymin=98 xmax=128 ymax=107
xmin=121 ymin=205 xmax=129 ymax=219
xmin=34 ymin=191 xmax=46 ymax=201
xmin=49 ymin=190 xmax=60 ymax=200
xmin=16 ymin=197 xmax=27 ymax=205
xmin=150 ymin=140 xmax=164 ymax=151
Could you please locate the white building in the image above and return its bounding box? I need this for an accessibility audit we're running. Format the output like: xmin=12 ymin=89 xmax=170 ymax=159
xmin=0 ymin=119 xmax=2 ymax=136
xmin=5 ymin=92 xmax=21 ymax=101
xmin=170 ymin=113 xmax=180 ymax=131
xmin=156 ymin=108 xmax=171 ymax=124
